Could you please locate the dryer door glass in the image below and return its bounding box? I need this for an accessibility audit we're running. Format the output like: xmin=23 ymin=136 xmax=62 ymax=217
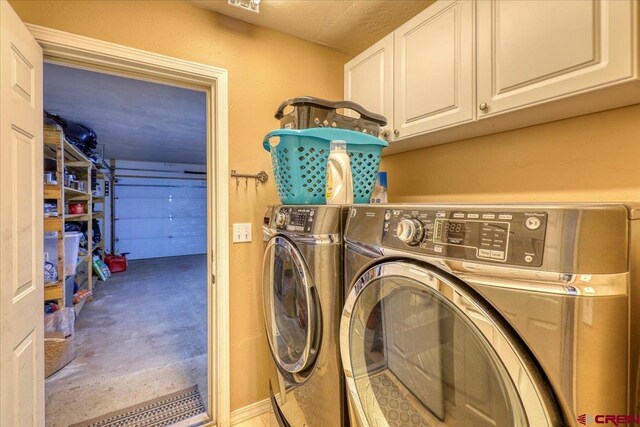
xmin=341 ymin=262 xmax=550 ymax=427
xmin=263 ymin=236 xmax=318 ymax=374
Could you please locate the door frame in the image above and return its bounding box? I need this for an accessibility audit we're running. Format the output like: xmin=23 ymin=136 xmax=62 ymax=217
xmin=26 ymin=24 xmax=230 ymax=427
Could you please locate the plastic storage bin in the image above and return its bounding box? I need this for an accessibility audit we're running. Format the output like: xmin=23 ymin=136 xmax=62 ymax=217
xmin=44 ymin=232 xmax=82 ymax=278
xmin=263 ymin=128 xmax=388 ymax=204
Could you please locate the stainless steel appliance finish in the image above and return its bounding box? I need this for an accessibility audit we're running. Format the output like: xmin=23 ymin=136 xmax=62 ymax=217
xmin=263 ymin=205 xmax=348 ymax=427
xmin=341 ymin=204 xmax=637 ymax=427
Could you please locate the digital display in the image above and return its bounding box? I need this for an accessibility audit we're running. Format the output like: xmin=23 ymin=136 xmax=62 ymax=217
xmin=443 ymin=221 xmax=466 ymax=235
xmin=437 ymin=220 xmax=468 ymax=245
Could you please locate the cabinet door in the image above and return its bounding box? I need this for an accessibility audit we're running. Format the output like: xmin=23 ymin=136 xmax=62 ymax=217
xmin=344 ymin=34 xmax=393 ymax=141
xmin=393 ymin=0 xmax=474 ymax=140
xmin=477 ymin=0 xmax=636 ymax=117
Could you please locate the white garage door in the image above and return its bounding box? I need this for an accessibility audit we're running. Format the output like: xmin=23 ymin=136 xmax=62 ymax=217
xmin=114 ymin=160 xmax=206 ymax=260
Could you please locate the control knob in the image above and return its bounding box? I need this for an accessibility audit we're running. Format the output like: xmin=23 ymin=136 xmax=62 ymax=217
xmin=275 ymin=211 xmax=287 ymax=228
xmin=396 ymin=219 xmax=424 ymax=246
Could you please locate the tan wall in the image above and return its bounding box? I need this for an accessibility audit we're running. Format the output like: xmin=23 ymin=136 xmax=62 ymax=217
xmin=8 ymin=0 xmax=349 ymax=411
xmin=382 ymin=104 xmax=640 ymax=204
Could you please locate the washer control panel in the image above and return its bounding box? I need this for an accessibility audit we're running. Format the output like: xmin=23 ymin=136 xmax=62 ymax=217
xmin=382 ymin=208 xmax=547 ymax=266
xmin=274 ymin=206 xmax=316 ymax=233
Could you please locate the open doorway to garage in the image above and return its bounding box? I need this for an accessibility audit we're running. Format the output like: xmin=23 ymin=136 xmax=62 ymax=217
xmin=43 ymin=62 xmax=209 ymax=426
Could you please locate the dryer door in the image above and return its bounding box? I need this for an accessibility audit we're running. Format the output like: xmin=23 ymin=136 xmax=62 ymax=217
xmin=263 ymin=236 xmax=319 ymax=376
xmin=341 ymin=261 xmax=560 ymax=427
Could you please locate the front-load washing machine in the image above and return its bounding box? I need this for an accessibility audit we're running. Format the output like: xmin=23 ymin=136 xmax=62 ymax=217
xmin=263 ymin=205 xmax=348 ymax=427
xmin=341 ymin=204 xmax=639 ymax=427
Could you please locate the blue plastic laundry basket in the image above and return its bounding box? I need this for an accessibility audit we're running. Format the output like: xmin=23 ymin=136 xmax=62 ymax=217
xmin=263 ymin=128 xmax=388 ymax=205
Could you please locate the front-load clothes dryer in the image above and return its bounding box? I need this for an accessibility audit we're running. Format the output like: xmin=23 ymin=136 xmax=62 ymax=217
xmin=263 ymin=205 xmax=348 ymax=427
xmin=341 ymin=204 xmax=638 ymax=427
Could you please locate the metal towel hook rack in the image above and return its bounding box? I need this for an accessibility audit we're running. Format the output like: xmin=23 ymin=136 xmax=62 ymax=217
xmin=231 ymin=170 xmax=269 ymax=188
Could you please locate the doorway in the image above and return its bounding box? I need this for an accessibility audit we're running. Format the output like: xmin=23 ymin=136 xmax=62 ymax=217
xmin=0 ymin=9 xmax=230 ymax=426
xmin=43 ymin=62 xmax=211 ymax=426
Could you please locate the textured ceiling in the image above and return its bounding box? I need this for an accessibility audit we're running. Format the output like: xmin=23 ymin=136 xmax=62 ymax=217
xmin=190 ymin=0 xmax=435 ymax=56
xmin=44 ymin=63 xmax=207 ymax=165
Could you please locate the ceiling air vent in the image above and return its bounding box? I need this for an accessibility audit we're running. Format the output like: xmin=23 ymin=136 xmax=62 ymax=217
xmin=228 ymin=0 xmax=260 ymax=13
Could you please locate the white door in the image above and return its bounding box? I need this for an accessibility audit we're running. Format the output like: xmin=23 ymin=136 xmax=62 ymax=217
xmin=0 ymin=1 xmax=44 ymax=425
xmin=344 ymin=34 xmax=394 ymax=141
xmin=477 ymin=0 xmax=636 ymax=117
xmin=393 ymin=0 xmax=474 ymax=140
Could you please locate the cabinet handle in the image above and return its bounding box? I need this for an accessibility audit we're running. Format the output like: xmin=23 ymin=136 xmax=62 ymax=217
xmin=479 ymin=102 xmax=488 ymax=111
xmin=394 ymin=129 xmax=400 ymax=137
xmin=380 ymin=128 xmax=390 ymax=139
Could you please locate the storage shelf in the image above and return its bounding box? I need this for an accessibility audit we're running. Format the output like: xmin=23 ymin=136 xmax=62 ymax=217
xmin=64 ymin=213 xmax=90 ymax=221
xmin=64 ymin=186 xmax=89 ymax=197
xmin=94 ymin=212 xmax=104 ymax=219
xmin=44 ymin=184 xmax=61 ymax=199
xmin=44 ymin=283 xmax=63 ymax=301
xmin=63 ymin=140 xmax=92 ymax=165
xmin=44 ymin=125 xmax=64 ymax=145
xmin=44 ymin=124 xmax=96 ymax=306
xmin=73 ymin=253 xmax=90 ymax=266
xmin=44 ymin=135 xmax=92 ymax=166
xmin=44 ymin=217 xmax=62 ymax=232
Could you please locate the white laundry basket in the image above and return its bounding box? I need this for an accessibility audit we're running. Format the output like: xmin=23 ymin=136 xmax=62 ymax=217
xmin=44 ymin=232 xmax=82 ymax=278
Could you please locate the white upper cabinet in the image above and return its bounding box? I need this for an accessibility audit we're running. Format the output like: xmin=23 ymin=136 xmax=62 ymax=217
xmin=394 ymin=0 xmax=475 ymax=139
xmin=344 ymin=0 xmax=639 ymax=154
xmin=477 ymin=0 xmax=637 ymax=117
xmin=344 ymin=34 xmax=394 ymax=140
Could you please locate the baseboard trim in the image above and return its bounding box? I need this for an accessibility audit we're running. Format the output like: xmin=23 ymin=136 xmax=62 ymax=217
xmin=230 ymin=398 xmax=271 ymax=425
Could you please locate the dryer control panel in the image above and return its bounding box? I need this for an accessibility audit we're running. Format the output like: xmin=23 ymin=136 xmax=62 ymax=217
xmin=274 ymin=206 xmax=317 ymax=233
xmin=382 ymin=208 xmax=547 ymax=266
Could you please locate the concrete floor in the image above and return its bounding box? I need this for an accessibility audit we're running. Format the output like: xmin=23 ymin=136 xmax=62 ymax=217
xmin=45 ymin=254 xmax=208 ymax=427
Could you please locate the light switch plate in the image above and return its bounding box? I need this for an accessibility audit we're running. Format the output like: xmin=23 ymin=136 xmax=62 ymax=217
xmin=233 ymin=223 xmax=252 ymax=243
